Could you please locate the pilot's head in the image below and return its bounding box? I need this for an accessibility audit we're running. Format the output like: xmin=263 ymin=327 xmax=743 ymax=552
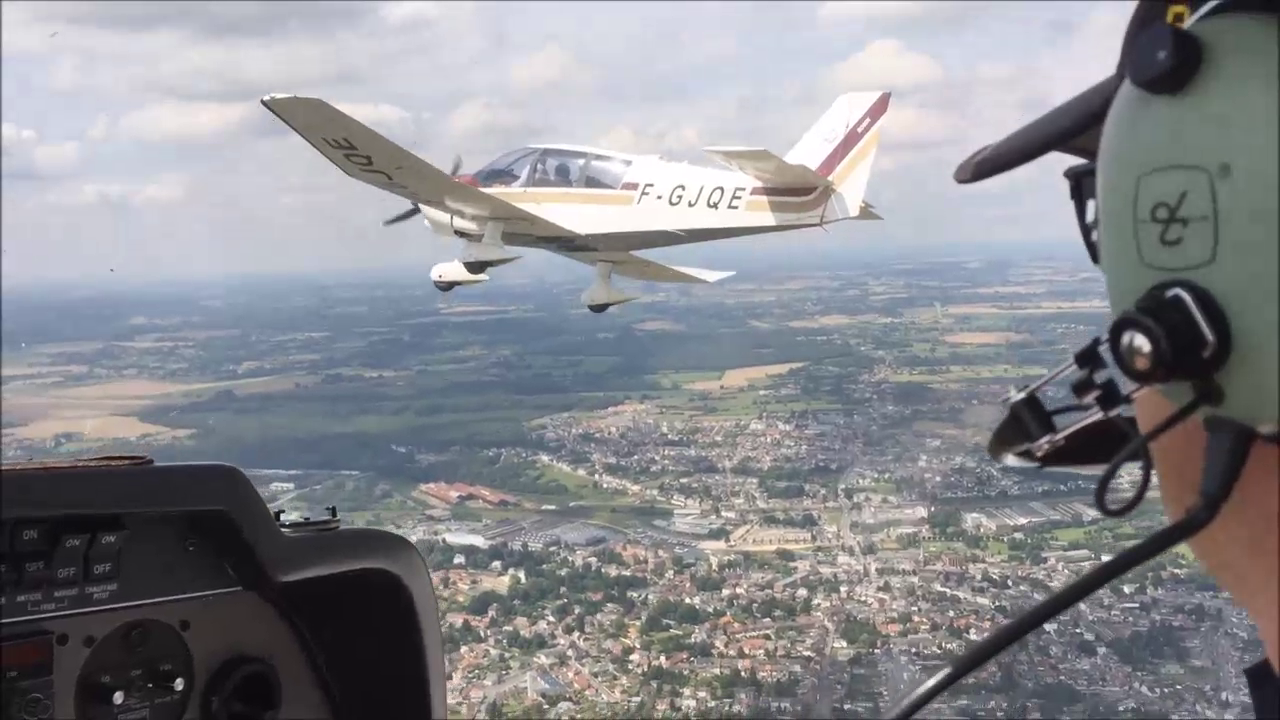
xmin=957 ymin=0 xmax=1278 ymax=666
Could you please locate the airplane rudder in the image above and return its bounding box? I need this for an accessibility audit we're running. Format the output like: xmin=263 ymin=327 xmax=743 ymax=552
xmin=830 ymin=138 xmax=880 ymax=220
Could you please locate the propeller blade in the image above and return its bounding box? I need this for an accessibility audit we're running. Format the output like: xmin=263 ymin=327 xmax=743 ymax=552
xmin=449 ymin=155 xmax=463 ymax=177
xmin=382 ymin=205 xmax=421 ymax=226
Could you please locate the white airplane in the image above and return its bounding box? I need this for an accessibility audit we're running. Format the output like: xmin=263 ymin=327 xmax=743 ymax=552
xmin=261 ymin=90 xmax=890 ymax=313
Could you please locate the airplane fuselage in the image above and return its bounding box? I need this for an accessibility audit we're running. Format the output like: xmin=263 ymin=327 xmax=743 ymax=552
xmin=419 ymin=155 xmax=836 ymax=251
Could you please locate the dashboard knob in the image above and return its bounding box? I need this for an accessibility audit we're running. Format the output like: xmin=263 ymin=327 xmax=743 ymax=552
xmin=17 ymin=693 xmax=55 ymax=720
xmin=143 ymin=670 xmax=186 ymax=694
xmin=80 ymin=682 xmax=128 ymax=707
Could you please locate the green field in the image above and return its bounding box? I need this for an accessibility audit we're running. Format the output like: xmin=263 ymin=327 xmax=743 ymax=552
xmin=650 ymin=371 xmax=722 ymax=388
xmin=534 ymin=461 xmax=621 ymax=504
xmin=984 ymin=540 xmax=1009 ymax=557
xmin=1051 ymin=526 xmax=1091 ymax=542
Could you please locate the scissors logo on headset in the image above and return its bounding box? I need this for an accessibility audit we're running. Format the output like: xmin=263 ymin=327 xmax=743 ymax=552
xmin=890 ymin=1 xmax=1278 ymax=717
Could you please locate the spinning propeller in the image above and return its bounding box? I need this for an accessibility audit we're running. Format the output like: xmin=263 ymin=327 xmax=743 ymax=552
xmin=381 ymin=155 xmax=463 ymax=227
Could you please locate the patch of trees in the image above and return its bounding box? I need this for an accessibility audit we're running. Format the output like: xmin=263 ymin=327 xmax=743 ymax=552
xmin=762 ymin=512 xmax=819 ymax=529
xmin=927 ymin=506 xmax=963 ymax=533
xmin=763 ymin=482 xmax=806 ymax=500
xmin=1105 ymin=621 xmax=1190 ymax=668
xmin=644 ymin=598 xmax=706 ymax=631
xmin=840 ymin=617 xmax=882 ymax=649
xmin=692 ymin=574 xmax=725 ymax=593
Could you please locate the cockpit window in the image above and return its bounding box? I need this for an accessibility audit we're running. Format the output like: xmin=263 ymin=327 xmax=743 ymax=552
xmin=530 ymin=149 xmax=591 ymax=188
xmin=472 ymin=148 xmax=539 ymax=188
xmin=474 ymin=148 xmax=634 ymax=190
xmin=583 ymin=155 xmax=632 ymax=190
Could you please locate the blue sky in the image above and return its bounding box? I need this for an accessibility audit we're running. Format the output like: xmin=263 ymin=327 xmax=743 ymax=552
xmin=1 ymin=0 xmax=1134 ymax=285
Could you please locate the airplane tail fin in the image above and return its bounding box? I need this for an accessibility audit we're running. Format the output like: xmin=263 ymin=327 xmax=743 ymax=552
xmin=783 ymin=91 xmax=890 ymax=220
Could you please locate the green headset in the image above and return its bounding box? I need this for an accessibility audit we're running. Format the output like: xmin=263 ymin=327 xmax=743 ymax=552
xmin=1102 ymin=5 xmax=1277 ymax=436
xmin=891 ymin=3 xmax=1278 ymax=716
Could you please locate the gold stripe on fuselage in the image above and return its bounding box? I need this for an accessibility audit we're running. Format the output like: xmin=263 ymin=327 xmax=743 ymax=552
xmin=492 ymin=188 xmax=635 ymax=206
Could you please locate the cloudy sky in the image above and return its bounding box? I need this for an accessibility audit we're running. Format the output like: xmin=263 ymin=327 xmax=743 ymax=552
xmin=1 ymin=0 xmax=1134 ymax=286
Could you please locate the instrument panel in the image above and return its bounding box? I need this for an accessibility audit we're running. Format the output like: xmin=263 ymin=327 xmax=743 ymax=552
xmin=1 ymin=457 xmax=448 ymax=720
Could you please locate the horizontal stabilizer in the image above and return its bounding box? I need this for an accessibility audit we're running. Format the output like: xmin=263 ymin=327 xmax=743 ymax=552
xmin=550 ymin=250 xmax=734 ymax=284
xmin=701 ymin=147 xmax=831 ymax=188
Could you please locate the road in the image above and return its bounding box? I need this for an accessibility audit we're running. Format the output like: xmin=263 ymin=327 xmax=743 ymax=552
xmin=880 ymin=650 xmax=923 ymax=712
xmin=839 ymin=497 xmax=853 ymax=550
xmin=812 ymin=615 xmax=840 ymax=719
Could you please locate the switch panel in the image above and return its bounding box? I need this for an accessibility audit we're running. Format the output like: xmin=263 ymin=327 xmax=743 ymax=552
xmin=1 ymin=516 xmax=239 ymax=625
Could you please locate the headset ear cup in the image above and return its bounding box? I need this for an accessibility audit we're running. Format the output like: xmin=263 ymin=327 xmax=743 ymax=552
xmin=1125 ymin=22 xmax=1204 ymax=95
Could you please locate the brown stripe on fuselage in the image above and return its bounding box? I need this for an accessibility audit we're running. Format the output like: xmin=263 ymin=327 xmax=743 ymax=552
xmin=813 ymin=92 xmax=891 ymax=179
xmin=750 ymin=186 xmax=819 ymax=198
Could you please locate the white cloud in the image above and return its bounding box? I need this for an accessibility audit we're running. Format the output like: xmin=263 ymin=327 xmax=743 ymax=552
xmin=1025 ymin=2 xmax=1131 ymax=107
xmin=817 ymin=1 xmax=930 ymax=20
xmin=883 ymin=104 xmax=954 ymax=147
xmin=4 ymin=3 xmax=481 ymax=103
xmin=332 ymin=102 xmax=414 ymax=133
xmin=48 ymin=55 xmax=83 ymax=92
xmin=817 ymin=0 xmax=982 ymax=23
xmin=49 ymin=173 xmax=188 ymax=207
xmin=1 ymin=122 xmax=81 ymax=176
xmin=446 ymin=97 xmax=532 ymax=144
xmin=594 ymin=124 xmax=703 ymax=157
xmin=826 ymin=39 xmax=945 ymax=93
xmin=32 ymin=141 xmax=81 ymax=174
xmin=509 ymin=42 xmax=593 ymax=94
xmin=377 ymin=1 xmax=470 ymax=25
xmin=2 ymin=122 xmax=39 ymax=150
xmin=116 ymin=101 xmax=257 ymax=143
xmin=85 ymin=114 xmax=111 ymax=142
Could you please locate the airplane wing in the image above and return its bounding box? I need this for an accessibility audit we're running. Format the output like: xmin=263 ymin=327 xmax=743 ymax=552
xmin=550 ymin=251 xmax=734 ymax=284
xmin=701 ymin=147 xmax=831 ymax=188
xmin=260 ymin=94 xmax=576 ymax=238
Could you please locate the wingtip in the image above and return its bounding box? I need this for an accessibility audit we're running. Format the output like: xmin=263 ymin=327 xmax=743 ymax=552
xmin=701 ymin=269 xmax=737 ymax=283
xmin=261 ymin=93 xmax=309 ymax=108
xmin=667 ymin=266 xmax=736 ymax=283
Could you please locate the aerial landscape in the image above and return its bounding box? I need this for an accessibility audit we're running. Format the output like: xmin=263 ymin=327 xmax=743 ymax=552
xmin=0 ymin=251 xmax=1261 ymax=719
